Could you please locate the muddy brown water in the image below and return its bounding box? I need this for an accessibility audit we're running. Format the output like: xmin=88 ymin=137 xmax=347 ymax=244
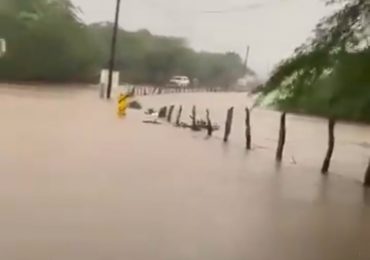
xmin=0 ymin=86 xmax=370 ymax=260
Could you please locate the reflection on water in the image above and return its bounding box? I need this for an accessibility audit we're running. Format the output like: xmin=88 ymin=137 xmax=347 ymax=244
xmin=0 ymin=86 xmax=370 ymax=260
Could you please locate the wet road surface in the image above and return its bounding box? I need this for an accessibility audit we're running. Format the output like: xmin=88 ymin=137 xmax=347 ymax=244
xmin=0 ymin=85 xmax=370 ymax=260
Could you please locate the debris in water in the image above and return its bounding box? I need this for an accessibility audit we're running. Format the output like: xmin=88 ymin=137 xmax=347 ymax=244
xmin=145 ymin=108 xmax=156 ymax=115
xmin=178 ymin=120 xmax=219 ymax=132
xmin=290 ymin=156 xmax=297 ymax=165
xmin=143 ymin=120 xmax=161 ymax=125
xmin=128 ymin=100 xmax=142 ymax=110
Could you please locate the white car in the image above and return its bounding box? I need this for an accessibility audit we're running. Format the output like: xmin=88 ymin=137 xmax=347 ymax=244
xmin=168 ymin=76 xmax=190 ymax=87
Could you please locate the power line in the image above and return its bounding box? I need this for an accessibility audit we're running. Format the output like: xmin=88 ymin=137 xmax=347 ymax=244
xmin=138 ymin=0 xmax=283 ymax=15
xmin=201 ymin=0 xmax=292 ymax=14
xmin=201 ymin=3 xmax=265 ymax=14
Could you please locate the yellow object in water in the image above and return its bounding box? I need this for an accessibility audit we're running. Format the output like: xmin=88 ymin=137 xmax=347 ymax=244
xmin=117 ymin=93 xmax=129 ymax=117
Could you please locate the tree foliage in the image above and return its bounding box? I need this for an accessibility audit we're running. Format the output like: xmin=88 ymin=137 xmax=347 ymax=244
xmin=0 ymin=0 xmax=97 ymax=81
xmin=0 ymin=0 xmax=246 ymax=87
xmin=263 ymin=0 xmax=370 ymax=121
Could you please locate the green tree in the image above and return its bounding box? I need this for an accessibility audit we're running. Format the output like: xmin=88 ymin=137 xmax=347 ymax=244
xmin=0 ymin=0 xmax=98 ymax=81
xmin=0 ymin=1 xmax=247 ymax=87
xmin=262 ymin=0 xmax=370 ymax=121
xmin=90 ymin=23 xmax=246 ymax=87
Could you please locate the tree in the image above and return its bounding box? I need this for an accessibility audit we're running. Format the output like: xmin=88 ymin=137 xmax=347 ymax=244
xmin=0 ymin=1 xmax=248 ymax=87
xmin=0 ymin=0 xmax=99 ymax=82
xmin=263 ymin=0 xmax=370 ymax=121
xmin=90 ymin=23 xmax=246 ymax=87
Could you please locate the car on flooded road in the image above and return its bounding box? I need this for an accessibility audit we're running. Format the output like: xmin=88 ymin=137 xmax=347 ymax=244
xmin=167 ymin=76 xmax=191 ymax=88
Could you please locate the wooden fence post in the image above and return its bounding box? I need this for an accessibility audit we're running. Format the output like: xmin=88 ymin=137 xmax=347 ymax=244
xmin=158 ymin=106 xmax=167 ymax=118
xmin=206 ymin=109 xmax=213 ymax=136
xmin=191 ymin=106 xmax=197 ymax=130
xmin=276 ymin=113 xmax=286 ymax=162
xmin=223 ymin=107 xmax=234 ymax=142
xmin=245 ymin=107 xmax=252 ymax=150
xmin=364 ymin=159 xmax=370 ymax=187
xmin=176 ymin=106 xmax=183 ymax=126
xmin=167 ymin=105 xmax=175 ymax=123
xmin=321 ymin=118 xmax=336 ymax=174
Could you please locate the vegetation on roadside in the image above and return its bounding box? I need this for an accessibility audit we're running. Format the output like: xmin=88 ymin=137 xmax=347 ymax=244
xmin=262 ymin=0 xmax=370 ymax=122
xmin=0 ymin=0 xmax=247 ymax=87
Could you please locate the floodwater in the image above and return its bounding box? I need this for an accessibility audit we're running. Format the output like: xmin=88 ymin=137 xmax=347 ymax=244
xmin=1 ymin=85 xmax=370 ymax=260
xmin=140 ymin=92 xmax=370 ymax=182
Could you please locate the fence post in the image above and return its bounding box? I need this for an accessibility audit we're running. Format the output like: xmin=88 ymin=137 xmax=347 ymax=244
xmin=158 ymin=106 xmax=167 ymax=118
xmin=276 ymin=113 xmax=286 ymax=162
xmin=364 ymin=159 xmax=370 ymax=187
xmin=223 ymin=107 xmax=234 ymax=142
xmin=176 ymin=106 xmax=183 ymax=126
xmin=167 ymin=105 xmax=175 ymax=123
xmin=206 ymin=109 xmax=213 ymax=136
xmin=245 ymin=107 xmax=252 ymax=150
xmin=191 ymin=106 xmax=197 ymax=130
xmin=321 ymin=118 xmax=336 ymax=174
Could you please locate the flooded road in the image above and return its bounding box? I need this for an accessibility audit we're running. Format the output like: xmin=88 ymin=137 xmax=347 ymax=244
xmin=0 ymin=85 xmax=370 ymax=260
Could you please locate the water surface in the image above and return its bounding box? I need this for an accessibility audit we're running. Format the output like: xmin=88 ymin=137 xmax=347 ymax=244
xmin=0 ymin=86 xmax=369 ymax=260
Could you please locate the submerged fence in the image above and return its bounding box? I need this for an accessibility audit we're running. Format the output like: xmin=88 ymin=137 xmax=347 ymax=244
xmin=104 ymin=86 xmax=224 ymax=97
xmin=134 ymin=86 xmax=221 ymax=96
xmin=155 ymin=104 xmax=370 ymax=187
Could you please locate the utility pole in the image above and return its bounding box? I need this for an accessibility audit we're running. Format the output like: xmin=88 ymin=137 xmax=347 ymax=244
xmin=107 ymin=0 xmax=122 ymax=99
xmin=244 ymin=45 xmax=250 ymax=74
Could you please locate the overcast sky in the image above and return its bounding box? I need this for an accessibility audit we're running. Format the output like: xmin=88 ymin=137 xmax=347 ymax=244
xmin=72 ymin=0 xmax=332 ymax=78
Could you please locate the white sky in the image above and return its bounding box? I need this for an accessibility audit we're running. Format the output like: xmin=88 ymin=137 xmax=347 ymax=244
xmin=73 ymin=0 xmax=332 ymax=78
